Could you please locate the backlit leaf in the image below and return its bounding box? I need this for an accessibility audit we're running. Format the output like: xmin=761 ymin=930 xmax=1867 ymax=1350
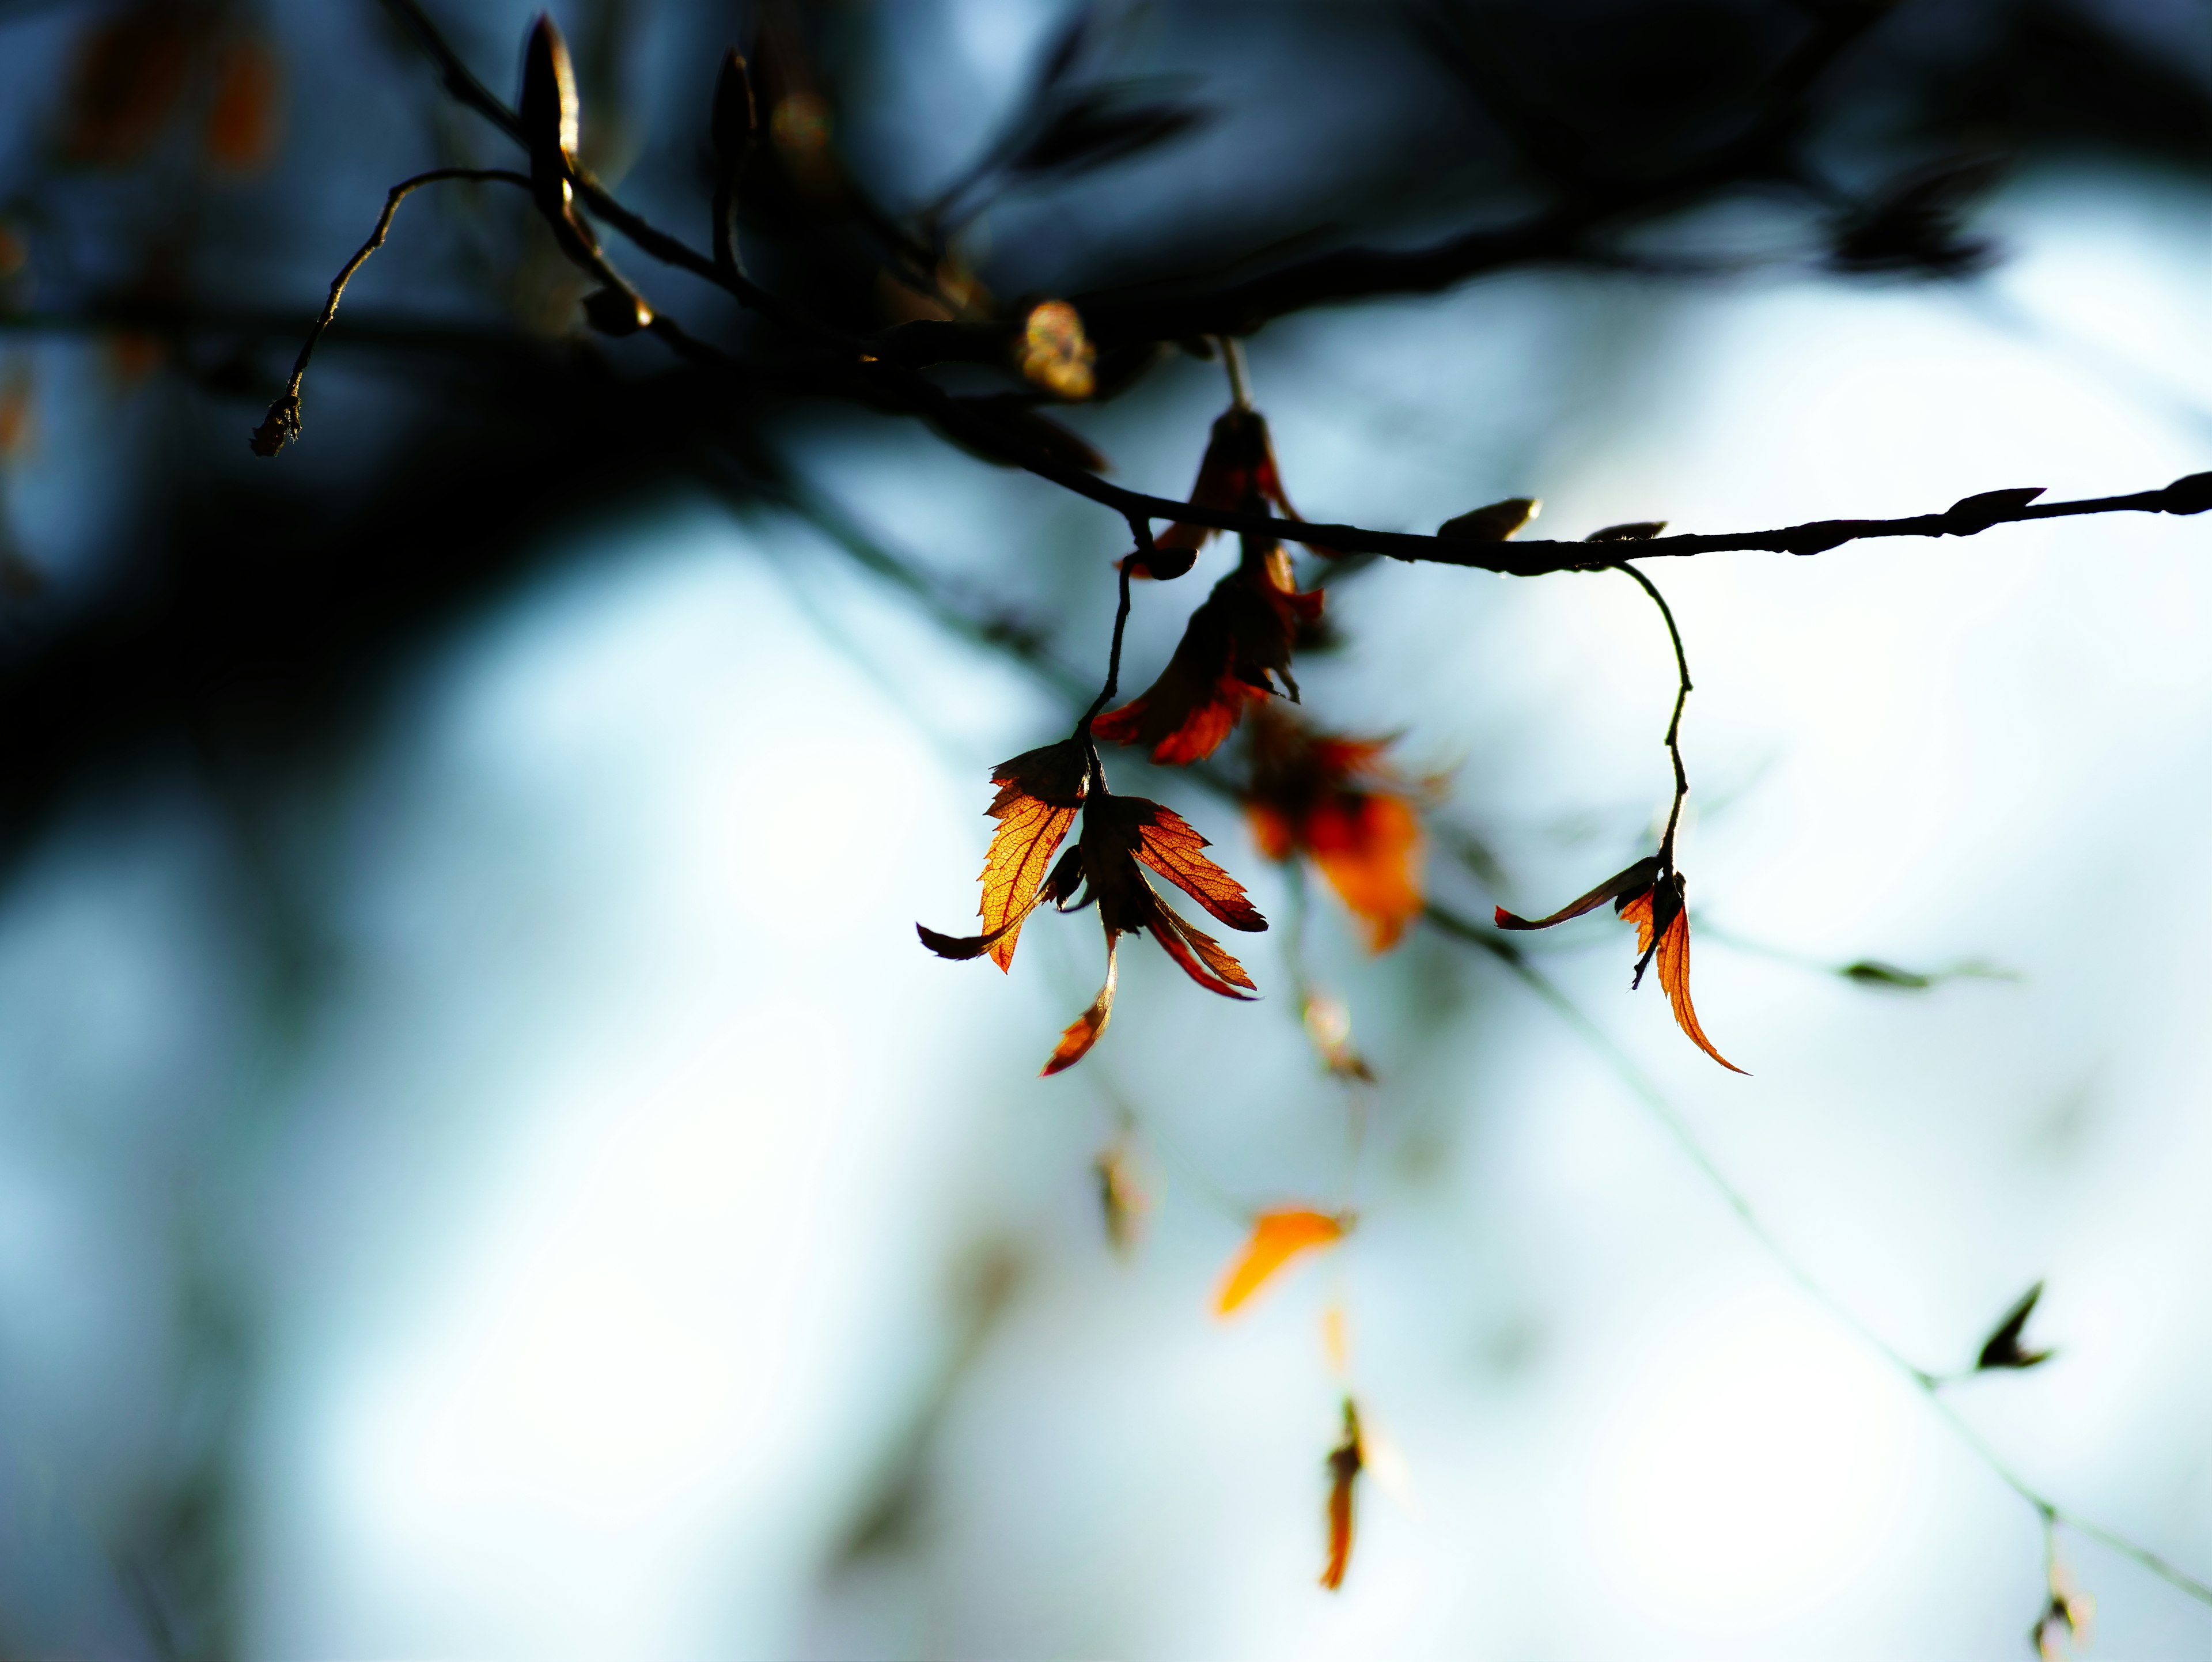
xmin=1126 ymin=800 xmax=1266 ymax=930
xmin=1620 ymin=882 xmax=1746 ymax=1073
xmin=1150 ymin=894 xmax=1256 ymax=998
xmin=1043 ymin=937 xmax=1117 ymax=1075
xmin=1215 ymin=1207 xmax=1346 ymax=1316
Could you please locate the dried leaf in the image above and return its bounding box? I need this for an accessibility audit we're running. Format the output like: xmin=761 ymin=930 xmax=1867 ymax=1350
xmin=1016 ymin=300 xmax=1095 ymax=400
xmin=1493 ymin=856 xmax=1658 ymax=931
xmin=1094 ymin=544 xmax=1320 ymax=764
xmin=1976 ymin=1281 xmax=2053 ymax=1371
xmin=1124 ymin=801 xmax=1266 ymax=930
xmin=1621 ymin=878 xmax=1746 ymax=1073
xmin=1245 ymin=706 xmax=1426 ymax=952
xmin=1439 ymin=497 xmax=1539 ymax=541
xmin=1321 ymin=1398 xmax=1363 ymax=1591
xmin=1150 ymin=894 xmax=1257 ymax=998
xmin=1043 ymin=938 xmax=1117 ymax=1076
xmin=1215 ymin=1207 xmax=1347 ymax=1316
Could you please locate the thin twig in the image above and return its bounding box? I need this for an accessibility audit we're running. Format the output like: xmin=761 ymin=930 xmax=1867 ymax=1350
xmin=1611 ymin=561 xmax=1692 ymax=864
xmin=248 ymin=167 xmax=528 ymax=457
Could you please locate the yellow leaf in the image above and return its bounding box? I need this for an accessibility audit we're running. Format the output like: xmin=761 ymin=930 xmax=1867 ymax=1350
xmin=1214 ymin=1207 xmax=1346 ymax=1316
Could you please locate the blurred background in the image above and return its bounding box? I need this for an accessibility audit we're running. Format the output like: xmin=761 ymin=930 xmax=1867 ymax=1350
xmin=3 ymin=0 xmax=2212 ymax=1656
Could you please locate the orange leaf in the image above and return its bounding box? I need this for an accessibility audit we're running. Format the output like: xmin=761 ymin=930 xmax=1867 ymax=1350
xmin=1321 ymin=1398 xmax=1363 ymax=1592
xmin=1043 ymin=937 xmax=1118 ymax=1076
xmin=1304 ymin=792 xmax=1423 ymax=952
xmin=1128 ymin=801 xmax=1267 ymax=931
xmin=979 ymin=795 xmax=1077 ymax=971
xmin=1150 ymin=894 xmax=1256 ymax=998
xmin=1215 ymin=1207 xmax=1346 ymax=1316
xmin=1619 ymin=881 xmax=1746 ymax=1073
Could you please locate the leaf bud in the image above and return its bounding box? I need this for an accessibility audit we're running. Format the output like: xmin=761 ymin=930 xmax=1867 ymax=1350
xmin=1438 ymin=497 xmax=1539 ymax=541
xmin=712 ymin=50 xmax=757 ymax=168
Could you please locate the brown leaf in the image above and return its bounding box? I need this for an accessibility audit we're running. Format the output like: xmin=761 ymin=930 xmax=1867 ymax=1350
xmin=1620 ymin=877 xmax=1746 ymax=1073
xmin=1215 ymin=1207 xmax=1347 ymax=1316
xmin=1493 ymin=856 xmax=1659 ymax=931
xmin=1321 ymin=1397 xmax=1363 ymax=1591
xmin=1149 ymin=894 xmax=1257 ymax=998
xmin=1043 ymin=938 xmax=1117 ymax=1076
xmin=1122 ymin=799 xmax=1266 ymax=931
xmin=1093 ymin=543 xmax=1320 ymax=765
xmin=203 ymin=35 xmax=282 ymax=175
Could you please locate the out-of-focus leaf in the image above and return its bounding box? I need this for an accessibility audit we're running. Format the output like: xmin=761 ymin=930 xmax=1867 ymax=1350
xmin=1840 ymin=959 xmax=1935 ymax=989
xmin=1215 ymin=1207 xmax=1347 ymax=1316
xmin=1976 ymin=1281 xmax=2054 ymax=1371
xmin=1321 ymin=1397 xmax=1363 ymax=1591
xmin=1093 ymin=1139 xmax=1146 ymax=1256
xmin=62 ymin=2 xmax=210 ymax=165
xmin=203 ymin=35 xmax=281 ymax=175
xmin=1016 ymin=300 xmax=1096 ymax=400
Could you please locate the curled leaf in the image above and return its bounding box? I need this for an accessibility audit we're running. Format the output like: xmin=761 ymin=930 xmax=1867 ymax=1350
xmin=1093 ymin=543 xmax=1320 ymax=764
xmin=1493 ymin=857 xmax=1658 ymax=932
xmin=1322 ymin=1397 xmax=1363 ymax=1591
xmin=1043 ymin=937 xmax=1117 ymax=1076
xmin=1976 ymin=1281 xmax=2054 ymax=1371
xmin=1215 ymin=1207 xmax=1347 ymax=1316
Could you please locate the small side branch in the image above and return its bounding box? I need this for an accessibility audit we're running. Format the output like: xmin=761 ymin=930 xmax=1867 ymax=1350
xmin=249 ymin=167 xmax=528 ymax=457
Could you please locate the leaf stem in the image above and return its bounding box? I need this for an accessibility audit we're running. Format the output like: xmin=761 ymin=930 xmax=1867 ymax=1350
xmin=1612 ymin=560 xmax=1692 ymax=866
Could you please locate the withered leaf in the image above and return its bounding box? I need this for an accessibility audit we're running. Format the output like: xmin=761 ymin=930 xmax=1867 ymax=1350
xmin=922 ymin=740 xmax=1088 ymax=972
xmin=1620 ymin=875 xmax=1746 ymax=1074
xmin=1322 ymin=1397 xmax=1363 ymax=1592
xmin=203 ymin=36 xmax=282 ymax=175
xmin=1044 ymin=938 xmax=1118 ymax=1076
xmin=1215 ymin=1207 xmax=1347 ymax=1316
xmin=1245 ymin=708 xmax=1426 ymax=953
xmin=1093 ymin=544 xmax=1320 ymax=764
xmin=1120 ymin=799 xmax=1266 ymax=932
xmin=1493 ymin=857 xmax=1658 ymax=932
xmin=1975 ymin=1281 xmax=2054 ymax=1371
